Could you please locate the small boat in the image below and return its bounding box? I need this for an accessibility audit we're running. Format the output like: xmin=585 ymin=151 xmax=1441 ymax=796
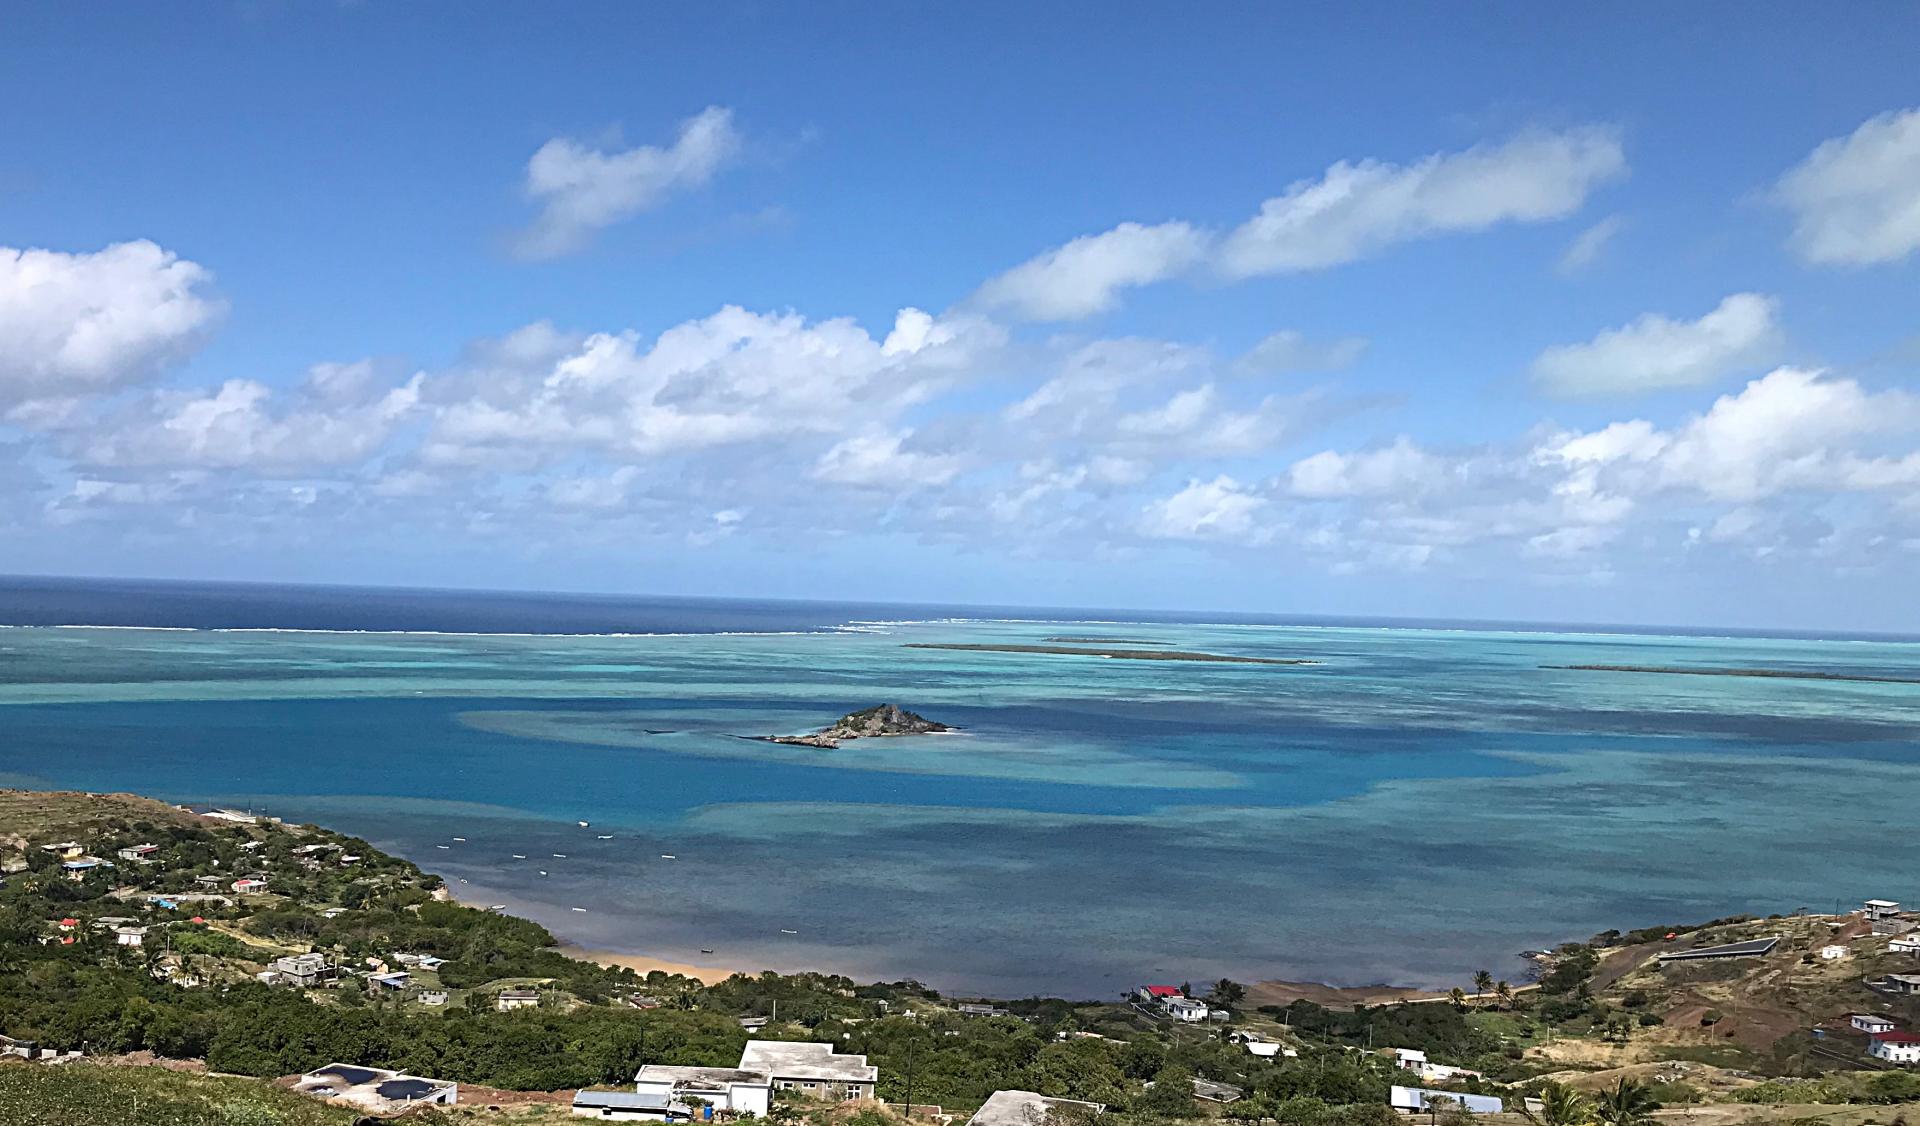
xmin=700 ymin=948 xmax=714 ymax=954
xmin=571 ymin=907 xmax=588 ymax=913
xmin=458 ymin=878 xmax=468 ymax=884
xmin=596 ymin=834 xmax=613 ymax=839
xmin=435 ymin=845 xmax=450 ymax=850
xmin=452 ymin=837 xmax=466 ymax=842
xmin=577 ymin=821 xmax=590 ymax=828
xmin=537 ymin=870 xmax=548 ymax=876
xmin=511 ymin=854 xmax=526 ymax=859
xmin=780 ymin=929 xmax=798 ymax=935
xmin=488 ymin=904 xmax=506 ymax=912
xmin=552 ymin=853 xmax=567 ymax=859
xmin=659 ymin=854 xmax=676 ymax=860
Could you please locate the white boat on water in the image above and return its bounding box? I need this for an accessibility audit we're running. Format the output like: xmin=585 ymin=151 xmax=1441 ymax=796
xmin=488 ymin=904 xmax=506 ymax=912
xmin=511 ymin=854 xmax=526 ymax=859
xmin=571 ymin=907 xmax=587 ymax=913
xmin=552 ymin=853 xmax=567 ymax=859
xmin=452 ymin=837 xmax=466 ymax=842
xmin=596 ymin=834 xmax=613 ymax=839
xmin=577 ymin=821 xmax=590 ymax=827
xmin=435 ymin=845 xmax=449 ymax=849
xmin=660 ymin=854 xmax=676 ymax=860
xmin=780 ymin=929 xmax=798 ymax=934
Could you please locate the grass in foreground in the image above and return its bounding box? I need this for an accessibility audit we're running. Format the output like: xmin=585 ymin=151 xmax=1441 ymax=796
xmin=0 ymin=1062 xmax=375 ymax=1126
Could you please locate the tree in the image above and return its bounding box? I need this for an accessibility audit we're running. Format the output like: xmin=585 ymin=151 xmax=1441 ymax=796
xmin=1494 ymin=981 xmax=1514 ymax=1011
xmin=1207 ymin=979 xmax=1246 ymax=1008
xmin=1447 ymin=988 xmax=1467 ymax=1012
xmin=1471 ymin=970 xmax=1493 ymax=999
xmin=1519 ymin=1081 xmax=1593 ymax=1126
xmin=1594 ymin=1079 xmax=1658 ymax=1126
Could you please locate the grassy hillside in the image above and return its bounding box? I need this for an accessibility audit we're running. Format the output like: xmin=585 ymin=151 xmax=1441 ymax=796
xmin=0 ymin=1062 xmax=370 ymax=1126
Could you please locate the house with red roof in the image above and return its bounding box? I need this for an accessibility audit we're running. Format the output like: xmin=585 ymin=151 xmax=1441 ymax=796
xmin=1134 ymin=985 xmax=1183 ymax=1003
xmin=1869 ymin=1030 xmax=1920 ymax=1064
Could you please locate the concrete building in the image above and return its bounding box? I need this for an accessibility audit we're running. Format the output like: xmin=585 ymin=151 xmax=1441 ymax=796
xmin=116 ymin=844 xmax=160 ymax=863
xmin=574 ymin=1089 xmax=685 ymax=1121
xmin=1866 ymin=899 xmax=1902 ymax=921
xmin=1883 ymin=975 xmax=1920 ymax=997
xmin=1192 ymin=1078 xmax=1244 ymax=1104
xmin=1390 ymin=1087 xmax=1503 ymax=1115
xmin=112 ymin=926 xmax=148 ymax=947
xmin=294 ymin=1063 xmax=457 ymax=1111
xmin=1851 ymin=1014 xmax=1897 ymax=1034
xmin=967 ymin=1090 xmax=1105 ymax=1126
xmin=634 ymin=1066 xmax=773 ymax=1118
xmin=1164 ymin=997 xmax=1209 ymax=1022
xmin=1892 ymin=936 xmax=1920 ymax=954
xmin=1819 ymin=944 xmax=1849 ymax=960
xmin=739 ymin=1040 xmax=878 ymax=1101
xmin=271 ymin=953 xmax=339 ymax=988
xmin=1868 ymin=1031 xmax=1920 ymax=1065
xmin=496 ymin=988 xmax=540 ymax=1011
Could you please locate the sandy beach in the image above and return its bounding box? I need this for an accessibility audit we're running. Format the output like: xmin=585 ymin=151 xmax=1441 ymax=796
xmin=557 ymin=945 xmax=748 ymax=986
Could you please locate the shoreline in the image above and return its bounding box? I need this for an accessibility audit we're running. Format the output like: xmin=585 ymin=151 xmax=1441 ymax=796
xmin=555 ymin=944 xmax=749 ymax=987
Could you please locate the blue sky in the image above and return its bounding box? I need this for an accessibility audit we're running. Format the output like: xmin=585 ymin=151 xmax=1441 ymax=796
xmin=3 ymin=3 xmax=1919 ymax=629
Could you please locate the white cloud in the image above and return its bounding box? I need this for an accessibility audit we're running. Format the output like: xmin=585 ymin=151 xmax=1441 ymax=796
xmin=1531 ymin=293 xmax=1782 ymax=397
xmin=972 ymin=221 xmax=1209 ymax=321
xmin=425 ymin=305 xmax=997 ymax=466
xmin=1217 ymin=127 xmax=1626 ymax=278
xmin=1139 ymin=475 xmax=1267 ymax=542
xmin=1775 ymin=106 xmax=1920 ymax=266
xmin=813 ymin=431 xmax=961 ymax=488
xmin=1288 ymin=438 xmax=1440 ymax=498
xmin=0 ymin=240 xmax=222 ymax=408
xmin=515 ymin=106 xmax=743 ymax=259
xmin=1233 ymin=329 xmax=1368 ymax=375
xmin=1556 ymin=215 xmax=1625 ymax=274
xmin=76 ymin=362 xmax=423 ymax=472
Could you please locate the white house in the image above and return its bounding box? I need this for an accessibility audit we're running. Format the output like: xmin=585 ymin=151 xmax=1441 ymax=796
xmin=1851 ymin=1014 xmax=1897 ymax=1035
xmin=1417 ymin=1063 xmax=1484 ymax=1083
xmin=1891 ymin=936 xmax=1920 ymax=954
xmin=1869 ymin=1031 xmax=1920 ymax=1064
xmin=117 ymin=844 xmax=160 ymax=863
xmin=739 ymin=1040 xmax=878 ymax=1101
xmin=1866 ymin=899 xmax=1902 ymax=921
xmin=633 ymin=1066 xmax=773 ymax=1118
xmin=113 ymin=926 xmax=148 ymax=947
xmin=1390 ymin=1087 xmax=1503 ymax=1115
xmin=495 ymin=988 xmax=539 ymax=1011
xmin=1819 ymin=944 xmax=1849 ymax=960
xmin=1165 ymin=997 xmax=1209 ymax=1022
xmin=1393 ymin=1049 xmax=1427 ymax=1069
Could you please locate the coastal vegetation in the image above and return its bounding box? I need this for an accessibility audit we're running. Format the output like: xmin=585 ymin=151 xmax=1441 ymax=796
xmin=2 ymin=790 xmax=1917 ymax=1124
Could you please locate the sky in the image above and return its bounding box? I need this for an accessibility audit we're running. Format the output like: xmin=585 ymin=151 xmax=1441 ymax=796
xmin=2 ymin=3 xmax=1919 ymax=631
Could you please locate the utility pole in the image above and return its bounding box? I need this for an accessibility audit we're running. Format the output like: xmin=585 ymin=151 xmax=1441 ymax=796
xmin=904 ymin=1036 xmax=917 ymax=1121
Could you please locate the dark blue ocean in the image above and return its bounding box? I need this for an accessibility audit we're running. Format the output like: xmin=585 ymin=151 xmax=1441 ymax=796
xmin=2 ymin=574 xmax=1917 ymax=996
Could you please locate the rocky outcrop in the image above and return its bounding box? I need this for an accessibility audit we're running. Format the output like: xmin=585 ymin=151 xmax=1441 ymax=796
xmin=757 ymin=704 xmax=953 ymax=749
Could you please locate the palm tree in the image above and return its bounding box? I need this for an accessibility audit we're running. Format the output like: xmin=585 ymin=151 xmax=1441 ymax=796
xmin=1495 ymin=980 xmax=1514 ymax=1010
xmin=1472 ymin=970 xmax=1494 ymax=998
xmin=1595 ymin=1079 xmax=1658 ymax=1126
xmin=1519 ymin=1081 xmax=1593 ymax=1126
xmin=1448 ymin=987 xmax=1467 ymax=1011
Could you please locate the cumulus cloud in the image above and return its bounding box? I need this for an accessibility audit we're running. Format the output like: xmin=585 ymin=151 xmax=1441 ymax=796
xmin=1775 ymin=106 xmax=1920 ymax=266
xmin=1531 ymin=293 xmax=1782 ymax=397
xmin=424 ymin=305 xmax=999 ymax=467
xmin=1217 ymin=127 xmax=1626 ymax=279
xmin=515 ymin=106 xmax=743 ymax=259
xmin=813 ymin=431 xmax=962 ymax=488
xmin=971 ymin=221 xmax=1210 ymax=321
xmin=0 ymin=240 xmax=223 ymax=409
xmin=1138 ymin=475 xmax=1268 ymax=542
xmin=1288 ymin=438 xmax=1441 ymax=498
xmin=75 ymin=361 xmax=423 ymax=472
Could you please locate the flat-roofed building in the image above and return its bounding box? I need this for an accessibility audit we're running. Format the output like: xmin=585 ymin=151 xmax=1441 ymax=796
xmin=739 ymin=1040 xmax=878 ymax=1101
xmin=1390 ymin=1087 xmax=1503 ymax=1115
xmin=574 ymin=1089 xmax=685 ymax=1121
xmin=634 ymin=1065 xmax=772 ymax=1117
xmin=968 ymin=1090 xmax=1105 ymax=1126
xmin=294 ymin=1063 xmax=456 ymax=1111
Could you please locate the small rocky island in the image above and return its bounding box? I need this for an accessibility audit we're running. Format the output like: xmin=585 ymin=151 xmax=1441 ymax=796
xmin=755 ymin=704 xmax=954 ymax=749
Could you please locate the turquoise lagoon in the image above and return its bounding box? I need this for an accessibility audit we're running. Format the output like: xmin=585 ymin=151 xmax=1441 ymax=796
xmin=2 ymin=601 xmax=1918 ymax=996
